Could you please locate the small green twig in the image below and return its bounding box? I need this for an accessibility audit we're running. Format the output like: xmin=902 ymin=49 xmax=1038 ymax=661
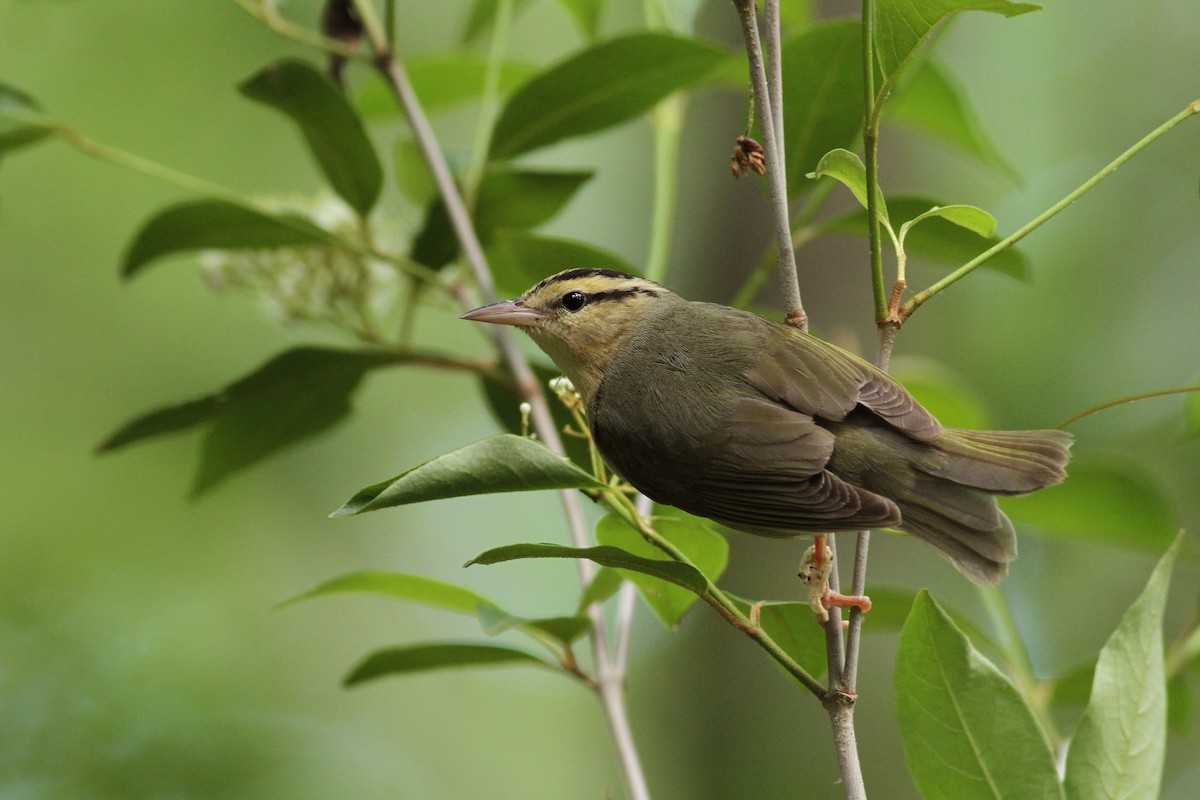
xmin=1055 ymin=384 xmax=1200 ymax=430
xmin=861 ymin=0 xmax=887 ymax=325
xmin=901 ymin=100 xmax=1200 ymax=322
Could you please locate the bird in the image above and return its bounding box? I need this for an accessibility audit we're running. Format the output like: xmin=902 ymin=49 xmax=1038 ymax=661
xmin=462 ymin=268 xmax=1071 ymax=584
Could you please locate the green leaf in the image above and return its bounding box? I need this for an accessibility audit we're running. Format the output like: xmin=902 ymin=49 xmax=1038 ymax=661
xmin=594 ymin=513 xmax=728 ymax=628
xmin=899 ymin=204 xmax=996 ymax=248
xmin=576 ymin=567 xmax=626 ymax=613
xmin=890 ymin=59 xmax=1017 ymax=178
xmin=896 ymin=590 xmax=1063 ymax=800
xmin=487 ymin=230 xmax=637 ymax=299
xmin=808 ymin=148 xmax=890 ymax=229
xmin=466 ymin=543 xmax=709 ymax=596
xmin=890 ymin=357 xmax=991 ymax=429
xmin=285 ymin=570 xmax=496 ymax=615
xmin=120 ymin=199 xmax=328 ymax=278
xmin=412 ymin=167 xmax=594 ymax=269
xmin=474 ymin=605 xmax=591 ymax=645
xmin=1063 ymin=534 xmax=1181 ymax=800
xmin=557 ymin=0 xmax=605 ymax=39
xmin=822 ymin=195 xmax=1029 ymax=281
xmin=332 ymin=434 xmax=606 ymax=516
xmin=0 ymin=83 xmax=51 ymax=159
xmin=755 ymin=602 xmax=828 ymax=679
xmin=98 ymin=348 xmax=399 ymax=494
xmin=344 ymin=642 xmax=552 ymax=687
xmin=1184 ymin=386 xmax=1200 ymax=437
xmin=875 ymin=0 xmax=1040 ymax=88
xmin=356 ymin=56 xmax=539 ymax=119
xmin=463 ymin=0 xmax=536 ymax=42
xmin=489 ymin=32 xmax=726 ymax=159
xmin=239 ymin=58 xmax=383 ymax=217
xmin=853 ymin=585 xmax=998 ymax=651
xmin=781 ymin=21 xmax=866 ymax=193
xmin=1002 ymin=459 xmax=1177 ymax=551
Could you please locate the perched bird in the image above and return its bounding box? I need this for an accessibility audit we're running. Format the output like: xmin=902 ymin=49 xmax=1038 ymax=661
xmin=463 ymin=269 xmax=1071 ymax=583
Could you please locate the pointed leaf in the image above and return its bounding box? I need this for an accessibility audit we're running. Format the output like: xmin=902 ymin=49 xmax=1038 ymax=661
xmin=822 ymin=195 xmax=1029 ymax=280
xmin=120 ymin=199 xmax=328 ymax=278
xmin=576 ymin=567 xmax=626 ymax=613
xmin=477 ymin=360 xmax=593 ymax=470
xmin=890 ymin=59 xmax=1017 ymax=178
xmin=899 ymin=204 xmax=996 ymax=247
xmin=489 ymin=32 xmax=726 ymax=159
xmin=344 ymin=642 xmax=552 ymax=686
xmin=0 ymin=83 xmax=51 ymax=159
xmin=412 ymin=167 xmax=594 ymax=269
xmin=1063 ymin=534 xmax=1181 ymax=800
xmin=240 ymin=58 xmax=383 ymax=216
xmin=781 ymin=21 xmax=866 ymax=192
xmin=594 ymin=513 xmax=728 ymax=628
xmin=474 ymin=605 xmax=591 ymax=645
xmin=755 ymin=602 xmax=828 ymax=679
xmin=808 ymin=148 xmax=890 ymax=228
xmin=98 ymin=348 xmax=399 ymax=494
xmin=487 ymin=230 xmax=638 ymax=299
xmin=466 ymin=543 xmax=708 ymax=596
xmin=876 ymin=0 xmax=1040 ymax=88
xmin=332 ymin=434 xmax=605 ymax=516
xmin=896 ymin=590 xmax=1063 ymax=800
xmin=285 ymin=571 xmax=496 ymax=615
xmin=1003 ymin=459 xmax=1177 ymax=551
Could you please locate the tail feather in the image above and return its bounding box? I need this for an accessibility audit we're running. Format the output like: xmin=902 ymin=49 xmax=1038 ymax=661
xmin=927 ymin=428 xmax=1072 ymax=494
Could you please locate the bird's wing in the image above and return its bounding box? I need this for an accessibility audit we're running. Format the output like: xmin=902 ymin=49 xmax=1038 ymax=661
xmin=744 ymin=326 xmax=942 ymax=440
xmin=691 ymin=395 xmax=900 ymax=533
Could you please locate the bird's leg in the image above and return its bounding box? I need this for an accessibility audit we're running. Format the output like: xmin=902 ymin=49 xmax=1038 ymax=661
xmin=799 ymin=536 xmax=872 ymax=625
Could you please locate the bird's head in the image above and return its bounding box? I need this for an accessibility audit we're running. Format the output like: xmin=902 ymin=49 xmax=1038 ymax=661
xmin=462 ymin=268 xmax=674 ymax=399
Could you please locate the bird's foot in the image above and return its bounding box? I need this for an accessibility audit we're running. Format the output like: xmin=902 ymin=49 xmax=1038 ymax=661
xmin=799 ymin=541 xmax=872 ymax=624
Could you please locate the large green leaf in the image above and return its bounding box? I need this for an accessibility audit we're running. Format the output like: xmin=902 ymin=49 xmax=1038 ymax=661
xmin=332 ymin=434 xmax=606 ymax=516
xmin=486 ymin=230 xmax=638 ymax=300
xmin=98 ymin=348 xmax=399 ymax=494
xmin=0 ymin=83 xmax=50 ymax=159
xmin=489 ymin=32 xmax=726 ymax=159
xmin=822 ymin=195 xmax=1029 ymax=281
xmin=1063 ymin=535 xmax=1180 ymax=800
xmin=239 ymin=58 xmax=383 ymax=217
xmin=344 ymin=642 xmax=552 ymax=687
xmin=1002 ymin=459 xmax=1177 ymax=551
xmin=412 ymin=167 xmax=593 ymax=269
xmin=754 ymin=601 xmax=828 ymax=679
xmin=896 ymin=590 xmax=1063 ymax=800
xmin=466 ymin=543 xmax=708 ymax=596
xmin=120 ymin=199 xmax=328 ymax=278
xmin=890 ymin=59 xmax=1017 ymax=178
xmin=875 ymin=0 xmax=1039 ymax=88
xmin=781 ymin=21 xmax=866 ymax=193
xmin=594 ymin=512 xmax=727 ymax=628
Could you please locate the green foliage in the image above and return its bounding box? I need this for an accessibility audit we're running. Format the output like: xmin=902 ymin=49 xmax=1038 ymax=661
xmin=895 ymin=591 xmax=1063 ymax=800
xmin=344 ymin=642 xmax=554 ymax=686
xmin=332 ymin=434 xmax=606 ymax=516
xmin=488 ymin=32 xmax=727 ymax=159
xmin=0 ymin=82 xmax=50 ymax=159
xmin=467 ymin=542 xmax=709 ymax=596
xmin=121 ymin=199 xmax=328 ymax=278
xmin=1063 ymin=535 xmax=1180 ymax=800
xmin=809 ymin=148 xmax=891 ymax=230
xmin=594 ymin=512 xmax=727 ymax=628
xmin=98 ymin=347 xmax=401 ymax=494
xmin=239 ymin=58 xmax=383 ymax=216
xmin=355 ymin=56 xmax=539 ymax=118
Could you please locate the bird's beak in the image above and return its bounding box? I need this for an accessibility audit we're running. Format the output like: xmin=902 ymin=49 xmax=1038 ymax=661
xmin=461 ymin=299 xmax=545 ymax=327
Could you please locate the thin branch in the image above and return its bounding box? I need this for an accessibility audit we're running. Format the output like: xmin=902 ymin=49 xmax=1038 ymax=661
xmin=231 ymin=0 xmax=360 ymax=56
xmin=901 ymin=99 xmax=1200 ymax=321
xmin=1055 ymin=384 xmax=1200 ymax=430
xmin=730 ymin=0 xmax=806 ymax=331
xmin=346 ymin=4 xmax=650 ymax=798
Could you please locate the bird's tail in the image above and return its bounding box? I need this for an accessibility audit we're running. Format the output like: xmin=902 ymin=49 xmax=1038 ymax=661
xmin=891 ymin=428 xmax=1072 ymax=584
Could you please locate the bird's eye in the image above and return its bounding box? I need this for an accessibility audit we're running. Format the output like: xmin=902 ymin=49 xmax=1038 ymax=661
xmin=561 ymin=291 xmax=588 ymax=312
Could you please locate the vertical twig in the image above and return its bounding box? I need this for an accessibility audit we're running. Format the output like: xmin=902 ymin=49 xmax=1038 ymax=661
xmin=730 ymin=0 xmax=806 ymax=331
xmin=348 ymin=4 xmax=651 ymax=798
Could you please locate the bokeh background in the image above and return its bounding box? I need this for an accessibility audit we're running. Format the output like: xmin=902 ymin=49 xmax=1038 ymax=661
xmin=2 ymin=1 xmax=1198 ymax=798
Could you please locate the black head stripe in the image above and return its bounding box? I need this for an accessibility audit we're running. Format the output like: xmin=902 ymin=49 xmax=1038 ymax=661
xmin=534 ymin=268 xmax=638 ymax=292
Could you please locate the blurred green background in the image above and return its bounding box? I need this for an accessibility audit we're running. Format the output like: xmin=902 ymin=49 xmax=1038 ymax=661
xmin=1 ymin=1 xmax=1198 ymax=798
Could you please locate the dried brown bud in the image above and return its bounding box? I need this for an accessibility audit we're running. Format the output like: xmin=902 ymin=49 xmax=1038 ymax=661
xmin=730 ymin=135 xmax=767 ymax=179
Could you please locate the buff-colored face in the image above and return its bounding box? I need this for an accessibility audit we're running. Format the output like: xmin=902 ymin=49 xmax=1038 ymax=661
xmin=461 ymin=268 xmax=672 ymax=399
